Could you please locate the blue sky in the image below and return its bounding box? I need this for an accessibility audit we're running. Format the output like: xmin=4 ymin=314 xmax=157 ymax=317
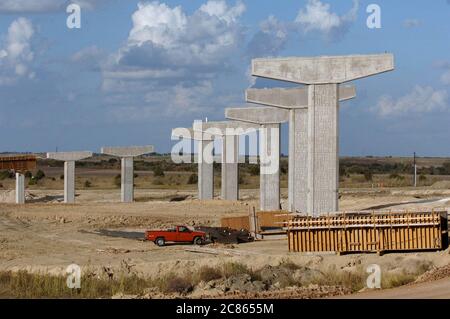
xmin=1 ymin=0 xmax=450 ymax=157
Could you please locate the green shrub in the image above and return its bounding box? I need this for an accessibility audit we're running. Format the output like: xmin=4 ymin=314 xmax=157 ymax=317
xmin=0 ymin=170 xmax=13 ymax=180
xmin=24 ymin=171 xmax=32 ymax=178
xmin=196 ymin=266 xmax=222 ymax=283
xmin=152 ymin=177 xmax=164 ymax=185
xmin=187 ymin=173 xmax=198 ymax=184
xmin=34 ymin=170 xmax=45 ymax=180
xmin=248 ymin=165 xmax=260 ymax=176
xmin=114 ymin=174 xmax=121 ymax=188
xmin=153 ymin=166 xmax=165 ymax=177
xmin=163 ymin=276 xmax=193 ymax=294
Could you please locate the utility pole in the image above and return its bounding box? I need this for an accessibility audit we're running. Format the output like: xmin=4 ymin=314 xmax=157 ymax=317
xmin=413 ymin=152 xmax=417 ymax=187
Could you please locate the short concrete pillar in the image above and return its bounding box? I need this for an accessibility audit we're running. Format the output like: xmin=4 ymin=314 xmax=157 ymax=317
xmin=225 ymin=106 xmax=288 ymax=211
xmin=64 ymin=161 xmax=75 ymax=203
xmin=101 ymin=145 xmax=155 ymax=203
xmin=193 ymin=121 xmax=258 ymax=202
xmin=15 ymin=173 xmax=25 ymax=204
xmin=121 ymin=157 xmax=134 ymax=203
xmin=47 ymin=151 xmax=93 ymax=204
xmin=221 ymin=134 xmax=239 ymax=201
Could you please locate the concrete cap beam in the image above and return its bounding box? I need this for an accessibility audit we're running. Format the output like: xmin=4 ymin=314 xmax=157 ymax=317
xmin=252 ymin=53 xmax=394 ymax=84
xmin=225 ymin=106 xmax=289 ymax=124
xmin=47 ymin=151 xmax=93 ymax=161
xmin=101 ymin=145 xmax=154 ymax=157
xmin=246 ymin=85 xmax=356 ymax=109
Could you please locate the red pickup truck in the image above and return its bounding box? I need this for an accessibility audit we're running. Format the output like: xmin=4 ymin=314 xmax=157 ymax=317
xmin=145 ymin=225 xmax=206 ymax=247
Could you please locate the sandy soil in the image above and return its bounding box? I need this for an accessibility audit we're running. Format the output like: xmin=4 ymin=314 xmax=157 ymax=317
xmin=0 ymin=187 xmax=449 ymax=298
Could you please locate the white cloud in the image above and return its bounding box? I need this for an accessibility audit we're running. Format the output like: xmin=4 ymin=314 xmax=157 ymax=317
xmin=373 ymin=86 xmax=449 ymax=117
xmin=0 ymin=17 xmax=35 ymax=85
xmin=295 ymin=0 xmax=358 ymax=38
xmin=246 ymin=15 xmax=288 ymax=58
xmin=119 ymin=0 xmax=245 ymax=68
xmin=102 ymin=0 xmax=246 ymax=118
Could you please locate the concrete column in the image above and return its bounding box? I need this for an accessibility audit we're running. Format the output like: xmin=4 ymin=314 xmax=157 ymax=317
xmin=15 ymin=173 xmax=25 ymax=204
xmin=101 ymin=145 xmax=155 ymax=203
xmin=198 ymin=139 xmax=214 ymax=200
xmin=250 ymin=54 xmax=394 ymax=216
xmin=260 ymin=124 xmax=281 ymax=211
xmin=288 ymin=109 xmax=308 ymax=213
xmin=307 ymin=84 xmax=339 ymax=215
xmin=47 ymin=151 xmax=93 ymax=204
xmin=221 ymin=134 xmax=239 ymax=200
xmin=64 ymin=161 xmax=75 ymax=203
xmin=121 ymin=157 xmax=134 ymax=203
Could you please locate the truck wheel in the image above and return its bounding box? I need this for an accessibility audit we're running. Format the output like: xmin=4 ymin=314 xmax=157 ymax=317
xmin=194 ymin=237 xmax=203 ymax=245
xmin=155 ymin=237 xmax=165 ymax=247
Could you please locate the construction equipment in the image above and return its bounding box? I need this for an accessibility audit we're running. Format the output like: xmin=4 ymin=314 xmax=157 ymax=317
xmin=0 ymin=155 xmax=36 ymax=172
xmin=286 ymin=210 xmax=449 ymax=255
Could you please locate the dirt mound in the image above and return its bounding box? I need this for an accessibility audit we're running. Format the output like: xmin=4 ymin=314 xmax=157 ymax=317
xmin=413 ymin=263 xmax=450 ymax=284
xmin=430 ymin=181 xmax=450 ymax=189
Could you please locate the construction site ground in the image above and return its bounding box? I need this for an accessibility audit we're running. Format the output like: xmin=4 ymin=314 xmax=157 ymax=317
xmin=0 ymin=187 xmax=449 ymax=298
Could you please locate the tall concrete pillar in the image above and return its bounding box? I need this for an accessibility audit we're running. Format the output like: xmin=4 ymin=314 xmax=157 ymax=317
xmin=198 ymin=139 xmax=214 ymax=200
xmin=221 ymin=134 xmax=239 ymax=200
xmin=15 ymin=173 xmax=25 ymax=204
xmin=47 ymin=151 xmax=93 ymax=203
xmin=225 ymin=106 xmax=289 ymax=211
xmin=307 ymin=84 xmax=339 ymax=214
xmin=246 ymin=87 xmax=354 ymax=213
xmin=289 ymin=108 xmax=308 ymax=214
xmin=64 ymin=161 xmax=75 ymax=203
xmin=251 ymin=53 xmax=394 ymax=216
xmin=101 ymin=145 xmax=155 ymax=203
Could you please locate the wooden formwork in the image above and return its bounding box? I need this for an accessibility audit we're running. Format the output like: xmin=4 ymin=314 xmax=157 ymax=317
xmin=0 ymin=155 xmax=36 ymax=172
xmin=221 ymin=210 xmax=293 ymax=234
xmin=287 ymin=210 xmax=449 ymax=254
xmin=221 ymin=216 xmax=250 ymax=231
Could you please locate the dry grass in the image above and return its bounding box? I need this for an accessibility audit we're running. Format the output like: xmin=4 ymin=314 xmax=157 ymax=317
xmin=0 ymin=259 xmax=434 ymax=298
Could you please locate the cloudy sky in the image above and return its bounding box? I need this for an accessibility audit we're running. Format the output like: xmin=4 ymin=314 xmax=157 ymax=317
xmin=0 ymin=0 xmax=450 ymax=156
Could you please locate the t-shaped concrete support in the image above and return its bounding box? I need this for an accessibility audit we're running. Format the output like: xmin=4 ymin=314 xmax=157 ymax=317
xmin=246 ymin=86 xmax=355 ymax=214
xmin=193 ymin=121 xmax=258 ymax=201
xmin=172 ymin=128 xmax=216 ymax=200
xmin=101 ymin=146 xmax=154 ymax=203
xmin=225 ymin=106 xmax=289 ymax=211
xmin=251 ymin=54 xmax=394 ymax=216
xmin=15 ymin=173 xmax=25 ymax=204
xmin=47 ymin=151 xmax=93 ymax=203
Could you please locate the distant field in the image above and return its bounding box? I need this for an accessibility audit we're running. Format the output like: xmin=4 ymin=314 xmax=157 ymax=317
xmin=0 ymin=155 xmax=449 ymax=190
